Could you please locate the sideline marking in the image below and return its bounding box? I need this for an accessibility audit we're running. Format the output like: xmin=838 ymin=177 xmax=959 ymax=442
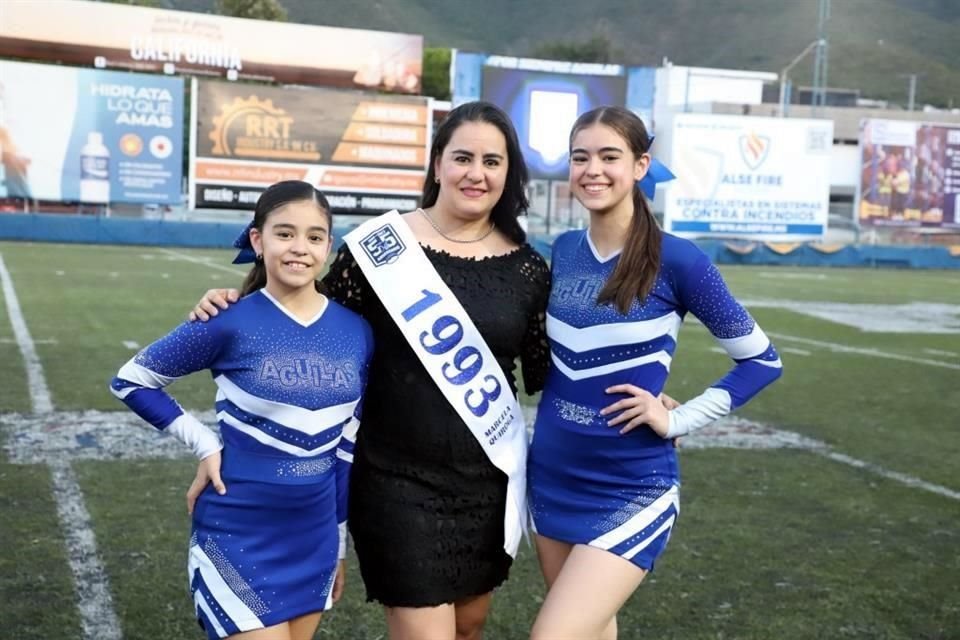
xmin=0 ymin=252 xmax=122 ymax=640
xmin=818 ymin=450 xmax=960 ymax=501
xmin=758 ymin=272 xmax=829 ymax=281
xmin=744 ymin=299 xmax=960 ymax=334
xmin=49 ymin=459 xmax=125 ymax=640
xmin=923 ymin=348 xmax=958 ymax=358
xmin=690 ymin=318 xmax=958 ymax=370
xmin=769 ymin=332 xmax=960 ymax=371
xmin=0 ymin=254 xmax=53 ymax=414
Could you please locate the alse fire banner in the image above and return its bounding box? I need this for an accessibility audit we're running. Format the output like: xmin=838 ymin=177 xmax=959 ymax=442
xmin=664 ymin=114 xmax=833 ymax=241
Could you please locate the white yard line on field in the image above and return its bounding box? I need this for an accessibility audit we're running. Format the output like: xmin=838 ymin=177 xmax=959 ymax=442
xmin=751 ymin=300 xmax=960 ymax=334
xmin=922 ymin=348 xmax=959 ymax=358
xmin=0 ymin=254 xmax=53 ymax=414
xmin=0 ymin=252 xmax=122 ymax=640
xmin=817 ymin=450 xmax=960 ymax=501
xmin=768 ymin=332 xmax=960 ymax=370
xmin=122 ymin=341 xmax=140 ymax=350
xmin=49 ymin=459 xmax=124 ymax=640
xmin=158 ymin=248 xmax=247 ymax=276
xmin=757 ymin=271 xmax=829 ymax=280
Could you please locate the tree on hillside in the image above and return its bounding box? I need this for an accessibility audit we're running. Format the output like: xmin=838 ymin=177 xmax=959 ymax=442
xmin=422 ymin=48 xmax=451 ymax=101
xmin=216 ymin=0 xmax=288 ymax=21
xmin=532 ymin=35 xmax=620 ymax=64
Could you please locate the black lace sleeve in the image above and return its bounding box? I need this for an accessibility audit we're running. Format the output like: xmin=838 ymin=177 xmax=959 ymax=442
xmin=320 ymin=244 xmax=367 ymax=313
xmin=518 ymin=248 xmax=551 ymax=394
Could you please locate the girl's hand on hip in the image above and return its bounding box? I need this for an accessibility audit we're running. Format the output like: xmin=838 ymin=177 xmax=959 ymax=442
xmin=601 ymin=384 xmax=670 ymax=437
xmin=186 ymin=450 xmax=226 ymax=515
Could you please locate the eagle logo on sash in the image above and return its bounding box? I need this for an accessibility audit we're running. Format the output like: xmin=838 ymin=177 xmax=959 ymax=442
xmin=359 ymin=224 xmax=406 ymax=266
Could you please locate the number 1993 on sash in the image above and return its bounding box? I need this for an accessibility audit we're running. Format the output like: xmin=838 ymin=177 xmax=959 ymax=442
xmin=402 ymin=289 xmax=501 ymax=418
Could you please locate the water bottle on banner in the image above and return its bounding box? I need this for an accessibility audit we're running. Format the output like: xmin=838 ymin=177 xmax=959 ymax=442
xmin=80 ymin=132 xmax=110 ymax=204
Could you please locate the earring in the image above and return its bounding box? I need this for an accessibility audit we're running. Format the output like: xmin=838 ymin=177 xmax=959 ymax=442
xmin=255 ymin=253 xmax=263 ymax=262
xmin=434 ymin=176 xmax=440 ymax=184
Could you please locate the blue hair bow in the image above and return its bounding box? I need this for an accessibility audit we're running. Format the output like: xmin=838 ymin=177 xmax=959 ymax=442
xmin=232 ymin=221 xmax=257 ymax=264
xmin=637 ymin=134 xmax=676 ymax=199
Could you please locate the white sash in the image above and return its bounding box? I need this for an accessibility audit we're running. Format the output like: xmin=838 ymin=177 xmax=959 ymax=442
xmin=345 ymin=211 xmax=528 ymax=557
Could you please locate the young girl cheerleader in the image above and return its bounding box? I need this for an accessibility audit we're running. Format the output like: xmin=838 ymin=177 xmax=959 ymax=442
xmin=528 ymin=107 xmax=783 ymax=640
xmin=111 ymin=180 xmax=373 ymax=640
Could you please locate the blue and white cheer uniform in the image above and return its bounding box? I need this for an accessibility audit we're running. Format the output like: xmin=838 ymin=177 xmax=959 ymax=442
xmin=111 ymin=290 xmax=372 ymax=638
xmin=529 ymin=231 xmax=782 ymax=571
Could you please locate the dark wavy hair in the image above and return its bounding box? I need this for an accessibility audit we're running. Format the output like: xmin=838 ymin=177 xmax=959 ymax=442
xmin=570 ymin=106 xmax=661 ymax=314
xmin=421 ymin=101 xmax=529 ymax=244
xmin=240 ymin=180 xmax=332 ymax=296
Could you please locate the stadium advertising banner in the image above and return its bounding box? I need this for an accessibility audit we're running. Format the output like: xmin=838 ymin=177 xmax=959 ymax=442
xmin=0 ymin=0 xmax=422 ymax=93
xmin=480 ymin=56 xmax=628 ymax=180
xmin=664 ymin=114 xmax=833 ymax=241
xmin=190 ymin=80 xmax=429 ymax=213
xmin=0 ymin=60 xmax=183 ymax=205
xmin=857 ymin=119 xmax=960 ymax=228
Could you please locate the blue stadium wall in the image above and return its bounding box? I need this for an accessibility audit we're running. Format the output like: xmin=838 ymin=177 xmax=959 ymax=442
xmin=2 ymin=213 xmax=959 ymax=270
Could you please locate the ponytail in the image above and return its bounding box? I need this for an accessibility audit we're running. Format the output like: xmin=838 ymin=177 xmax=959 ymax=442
xmin=240 ymin=260 xmax=267 ymax=296
xmin=596 ymin=186 xmax=662 ymax=314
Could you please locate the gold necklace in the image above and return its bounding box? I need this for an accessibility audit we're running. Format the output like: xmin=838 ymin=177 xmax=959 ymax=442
xmin=418 ymin=208 xmax=496 ymax=244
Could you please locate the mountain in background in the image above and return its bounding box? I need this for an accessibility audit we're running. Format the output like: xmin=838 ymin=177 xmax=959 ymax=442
xmin=167 ymin=0 xmax=960 ymax=108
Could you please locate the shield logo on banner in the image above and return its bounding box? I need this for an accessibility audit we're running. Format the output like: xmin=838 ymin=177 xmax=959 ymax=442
xmin=739 ymin=133 xmax=770 ymax=170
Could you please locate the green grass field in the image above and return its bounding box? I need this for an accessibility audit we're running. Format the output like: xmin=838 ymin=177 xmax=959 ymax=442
xmin=1 ymin=240 xmax=958 ymax=640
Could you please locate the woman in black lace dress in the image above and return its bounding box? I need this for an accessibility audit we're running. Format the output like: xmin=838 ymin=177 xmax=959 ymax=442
xmin=190 ymin=102 xmax=550 ymax=640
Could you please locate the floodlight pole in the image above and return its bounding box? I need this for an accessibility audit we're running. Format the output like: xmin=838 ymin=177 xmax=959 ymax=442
xmin=780 ymin=0 xmax=830 ymax=117
xmin=811 ymin=0 xmax=831 ymax=115
xmin=778 ymin=39 xmax=823 ymax=117
xmin=898 ymin=73 xmax=924 ymax=111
